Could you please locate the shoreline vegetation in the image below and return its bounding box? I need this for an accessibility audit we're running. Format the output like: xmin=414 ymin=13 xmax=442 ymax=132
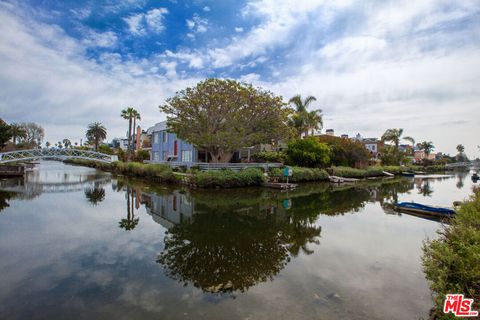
xmin=63 ymin=159 xmax=453 ymax=189
xmin=422 ymin=187 xmax=480 ymax=320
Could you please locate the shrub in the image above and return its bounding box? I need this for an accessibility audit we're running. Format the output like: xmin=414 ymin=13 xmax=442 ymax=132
xmin=286 ymin=137 xmax=330 ymax=168
xmin=269 ymin=166 xmax=328 ymax=182
xmin=331 ymin=166 xmax=367 ymax=178
xmin=98 ymin=144 xmax=114 ymax=155
xmin=316 ymin=135 xmax=371 ymax=167
xmin=422 ymin=187 xmax=480 ymax=319
xmin=135 ymin=150 xmax=150 ymax=162
xmin=252 ymin=151 xmax=286 ymax=163
xmin=190 ymin=168 xmax=265 ymax=188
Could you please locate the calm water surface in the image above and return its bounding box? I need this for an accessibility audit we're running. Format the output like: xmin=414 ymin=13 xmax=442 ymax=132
xmin=0 ymin=161 xmax=476 ymax=320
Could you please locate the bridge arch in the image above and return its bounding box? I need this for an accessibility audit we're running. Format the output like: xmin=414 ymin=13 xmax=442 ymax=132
xmin=0 ymin=148 xmax=118 ymax=164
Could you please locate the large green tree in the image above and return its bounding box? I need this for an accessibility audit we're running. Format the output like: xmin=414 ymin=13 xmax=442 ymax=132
xmin=21 ymin=122 xmax=44 ymax=147
xmin=86 ymin=122 xmax=107 ymax=152
xmin=10 ymin=123 xmax=27 ymax=145
xmin=0 ymin=119 xmax=12 ymax=149
xmin=160 ymin=78 xmax=291 ymax=163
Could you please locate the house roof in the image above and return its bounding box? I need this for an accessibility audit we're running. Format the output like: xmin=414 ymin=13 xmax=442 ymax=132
xmin=147 ymin=121 xmax=167 ymax=134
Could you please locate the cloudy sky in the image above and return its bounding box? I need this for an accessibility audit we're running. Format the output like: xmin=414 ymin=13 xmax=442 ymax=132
xmin=0 ymin=0 xmax=479 ymax=156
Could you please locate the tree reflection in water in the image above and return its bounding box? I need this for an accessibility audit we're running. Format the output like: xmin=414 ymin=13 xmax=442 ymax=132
xmin=0 ymin=191 xmax=16 ymax=213
xmin=84 ymin=183 xmax=106 ymax=206
xmin=139 ymin=176 xmax=451 ymax=294
xmin=152 ymin=184 xmax=382 ymax=294
xmin=119 ymin=186 xmax=139 ymax=231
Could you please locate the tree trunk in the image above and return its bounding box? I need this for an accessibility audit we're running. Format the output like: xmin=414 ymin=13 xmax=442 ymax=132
xmin=132 ymin=118 xmax=137 ymax=155
xmin=95 ymin=137 xmax=98 ymax=152
xmin=127 ymin=117 xmax=132 ymax=161
xmin=209 ymin=151 xmax=234 ymax=163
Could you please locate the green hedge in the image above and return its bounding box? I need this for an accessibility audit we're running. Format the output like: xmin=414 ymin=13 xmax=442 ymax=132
xmin=189 ymin=168 xmax=266 ymax=188
xmin=64 ymin=159 xmax=175 ymax=182
xmin=422 ymin=187 xmax=480 ymax=319
xmin=269 ymin=166 xmax=329 ymax=182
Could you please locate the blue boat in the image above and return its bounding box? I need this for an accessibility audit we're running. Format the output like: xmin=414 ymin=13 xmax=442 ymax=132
xmin=394 ymin=202 xmax=455 ymax=217
xmin=401 ymin=172 xmax=415 ymax=177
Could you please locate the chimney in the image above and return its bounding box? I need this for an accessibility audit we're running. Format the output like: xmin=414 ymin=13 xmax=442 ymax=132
xmin=136 ymin=126 xmax=141 ymax=151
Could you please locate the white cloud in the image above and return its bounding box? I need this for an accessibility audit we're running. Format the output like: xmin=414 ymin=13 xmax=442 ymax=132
xmin=124 ymin=7 xmax=168 ymax=36
xmin=234 ymin=27 xmax=243 ymax=33
xmin=145 ymin=8 xmax=169 ymax=33
xmin=203 ymin=6 xmax=210 ymax=12
xmin=0 ymin=6 xmax=199 ymax=144
xmin=82 ymin=30 xmax=118 ymax=48
xmin=185 ymin=14 xmax=208 ymax=34
xmin=124 ymin=13 xmax=145 ymax=35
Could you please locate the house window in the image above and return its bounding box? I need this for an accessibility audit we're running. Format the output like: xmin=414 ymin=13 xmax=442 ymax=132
xmin=162 ymin=151 xmax=167 ymax=160
xmin=154 ymin=152 xmax=160 ymax=161
xmin=162 ymin=131 xmax=167 ymax=143
xmin=174 ymin=140 xmax=178 ymax=156
xmin=153 ymin=133 xmax=158 ymax=144
xmin=181 ymin=150 xmax=192 ymax=162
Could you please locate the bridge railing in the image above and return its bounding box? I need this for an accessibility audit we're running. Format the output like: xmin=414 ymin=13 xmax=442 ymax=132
xmin=0 ymin=148 xmax=118 ymax=164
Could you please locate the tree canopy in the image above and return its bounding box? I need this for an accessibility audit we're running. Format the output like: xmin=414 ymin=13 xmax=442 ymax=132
xmin=160 ymin=78 xmax=291 ymax=163
xmin=316 ymin=135 xmax=371 ymax=167
xmin=0 ymin=119 xmax=12 ymax=149
xmin=86 ymin=122 xmax=107 ymax=152
xmin=286 ymin=137 xmax=330 ymax=168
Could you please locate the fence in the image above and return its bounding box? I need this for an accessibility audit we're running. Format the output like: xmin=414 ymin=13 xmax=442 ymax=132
xmin=144 ymin=160 xmax=283 ymax=171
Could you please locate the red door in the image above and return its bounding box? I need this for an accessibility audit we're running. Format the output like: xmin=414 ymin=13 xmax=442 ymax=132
xmin=174 ymin=140 xmax=178 ymax=157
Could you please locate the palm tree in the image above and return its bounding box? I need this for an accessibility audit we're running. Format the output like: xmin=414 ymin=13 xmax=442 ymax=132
xmin=381 ymin=128 xmax=404 ymax=149
xmin=121 ymin=107 xmax=139 ymax=161
xmin=86 ymin=122 xmax=107 ymax=152
xmin=403 ymin=136 xmax=415 ymax=147
xmin=417 ymin=141 xmax=435 ymax=156
xmin=132 ymin=110 xmax=141 ymax=152
xmin=10 ymin=123 xmax=27 ymax=145
xmin=288 ymin=95 xmax=317 ymax=137
xmin=456 ymin=144 xmax=465 ymax=153
xmin=45 ymin=141 xmax=50 ymax=148
xmin=62 ymin=138 xmax=71 ymax=149
xmin=301 ymin=109 xmax=323 ymax=136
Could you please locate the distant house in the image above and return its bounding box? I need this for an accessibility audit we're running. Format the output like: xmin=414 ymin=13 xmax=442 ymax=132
xmin=414 ymin=149 xmax=435 ymax=162
xmin=148 ymin=121 xmax=200 ymax=163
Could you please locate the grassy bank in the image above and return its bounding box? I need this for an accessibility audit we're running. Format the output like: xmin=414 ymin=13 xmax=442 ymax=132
xmin=189 ymin=168 xmax=265 ymax=188
xmin=330 ymin=165 xmax=449 ymax=178
xmin=269 ymin=166 xmax=329 ymax=182
xmin=64 ymin=159 xmax=176 ymax=183
xmin=64 ymin=159 xmax=450 ymax=188
xmin=422 ymin=187 xmax=480 ymax=319
xmin=64 ymin=159 xmax=265 ymax=188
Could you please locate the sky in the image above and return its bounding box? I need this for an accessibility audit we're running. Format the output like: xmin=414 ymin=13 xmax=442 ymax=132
xmin=0 ymin=0 xmax=479 ymax=157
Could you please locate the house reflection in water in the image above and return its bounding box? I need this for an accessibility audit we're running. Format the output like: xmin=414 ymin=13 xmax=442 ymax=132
xmin=142 ymin=190 xmax=194 ymax=229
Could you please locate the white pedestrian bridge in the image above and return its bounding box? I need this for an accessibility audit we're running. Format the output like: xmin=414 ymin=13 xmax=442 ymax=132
xmin=0 ymin=148 xmax=118 ymax=164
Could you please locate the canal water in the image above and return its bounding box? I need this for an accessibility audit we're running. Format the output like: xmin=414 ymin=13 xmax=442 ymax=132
xmin=0 ymin=161 xmax=476 ymax=320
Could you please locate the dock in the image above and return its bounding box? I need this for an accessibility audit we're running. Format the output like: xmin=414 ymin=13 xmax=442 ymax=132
xmin=0 ymin=165 xmax=25 ymax=177
xmin=328 ymin=176 xmax=359 ymax=183
xmin=261 ymin=182 xmax=298 ymax=189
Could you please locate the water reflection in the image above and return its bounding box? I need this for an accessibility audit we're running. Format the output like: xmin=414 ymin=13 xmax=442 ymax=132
xmin=84 ymin=184 xmax=106 ymax=205
xmin=0 ymin=162 xmax=477 ymax=320
xmin=135 ymin=178 xmax=419 ymax=294
xmin=119 ymin=186 xmax=140 ymax=231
